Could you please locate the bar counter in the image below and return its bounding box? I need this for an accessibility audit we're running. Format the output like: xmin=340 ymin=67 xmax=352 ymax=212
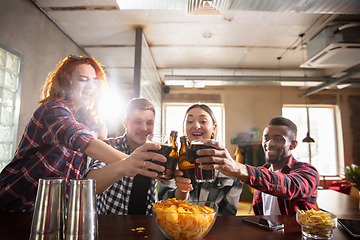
xmin=1 ymin=189 xmax=359 ymax=240
xmin=1 ymin=211 xmax=359 ymax=240
xmin=317 ymin=189 xmax=360 ymax=216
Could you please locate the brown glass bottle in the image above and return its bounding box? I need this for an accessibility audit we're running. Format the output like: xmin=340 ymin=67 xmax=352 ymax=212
xmin=178 ymin=136 xmax=197 ymax=187
xmin=162 ymin=130 xmax=179 ymax=180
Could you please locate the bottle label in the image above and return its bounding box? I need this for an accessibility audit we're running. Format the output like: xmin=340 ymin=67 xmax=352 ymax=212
xmin=179 ymin=161 xmax=195 ymax=170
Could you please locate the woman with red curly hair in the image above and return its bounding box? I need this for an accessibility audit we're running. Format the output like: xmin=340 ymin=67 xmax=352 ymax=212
xmin=0 ymin=55 xmax=166 ymax=212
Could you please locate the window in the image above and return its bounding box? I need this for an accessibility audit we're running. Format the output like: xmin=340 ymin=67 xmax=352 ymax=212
xmin=282 ymin=106 xmax=343 ymax=177
xmin=0 ymin=43 xmax=23 ymax=171
xmin=163 ymin=103 xmax=224 ymax=145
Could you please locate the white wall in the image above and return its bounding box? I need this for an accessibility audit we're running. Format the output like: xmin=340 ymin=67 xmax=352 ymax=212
xmin=0 ymin=0 xmax=85 ymax=144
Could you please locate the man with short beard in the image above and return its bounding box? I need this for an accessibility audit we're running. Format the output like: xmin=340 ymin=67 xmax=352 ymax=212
xmin=85 ymin=98 xmax=162 ymax=215
xmin=195 ymin=116 xmax=320 ymax=215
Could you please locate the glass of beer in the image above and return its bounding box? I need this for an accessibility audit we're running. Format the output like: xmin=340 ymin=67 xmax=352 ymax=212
xmin=190 ymin=139 xmax=216 ymax=183
xmin=147 ymin=134 xmax=174 ymax=180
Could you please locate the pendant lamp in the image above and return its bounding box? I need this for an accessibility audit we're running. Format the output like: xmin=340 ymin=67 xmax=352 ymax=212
xmin=303 ymin=107 xmax=315 ymax=143
xmin=277 ymin=56 xmax=283 ymax=108
xmin=299 ymin=33 xmax=315 ymax=143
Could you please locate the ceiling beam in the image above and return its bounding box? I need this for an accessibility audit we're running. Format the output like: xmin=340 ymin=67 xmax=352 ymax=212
xmin=42 ymin=6 xmax=119 ymax=11
xmin=299 ymin=66 xmax=360 ymax=97
xmin=165 ymin=75 xmax=333 ymax=82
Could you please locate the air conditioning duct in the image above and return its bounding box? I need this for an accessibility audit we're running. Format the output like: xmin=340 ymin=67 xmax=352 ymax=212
xmin=301 ymin=24 xmax=360 ymax=69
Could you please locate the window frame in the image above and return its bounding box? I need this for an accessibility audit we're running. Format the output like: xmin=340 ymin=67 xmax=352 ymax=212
xmin=282 ymin=104 xmax=344 ymax=179
xmin=0 ymin=41 xmax=23 ymax=168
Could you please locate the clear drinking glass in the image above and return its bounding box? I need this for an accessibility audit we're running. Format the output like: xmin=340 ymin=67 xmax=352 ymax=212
xmin=146 ymin=134 xmax=174 ymax=179
xmin=190 ymin=139 xmax=216 ymax=183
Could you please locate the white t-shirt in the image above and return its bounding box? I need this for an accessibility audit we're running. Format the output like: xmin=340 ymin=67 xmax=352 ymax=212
xmin=262 ymin=169 xmax=281 ymax=215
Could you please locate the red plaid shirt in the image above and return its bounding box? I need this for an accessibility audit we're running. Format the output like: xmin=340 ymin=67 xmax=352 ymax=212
xmin=247 ymin=155 xmax=319 ymax=215
xmin=0 ymin=102 xmax=96 ymax=212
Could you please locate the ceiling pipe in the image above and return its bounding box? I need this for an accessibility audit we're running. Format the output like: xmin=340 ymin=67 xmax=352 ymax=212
xmin=299 ymin=66 xmax=360 ymax=97
xmin=165 ymin=75 xmax=334 ymax=82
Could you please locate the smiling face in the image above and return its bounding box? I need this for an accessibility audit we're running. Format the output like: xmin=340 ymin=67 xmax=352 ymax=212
xmin=70 ymin=64 xmax=98 ymax=110
xmin=185 ymin=107 xmax=217 ymax=142
xmin=124 ymin=109 xmax=155 ymax=151
xmin=262 ymin=125 xmax=297 ymax=167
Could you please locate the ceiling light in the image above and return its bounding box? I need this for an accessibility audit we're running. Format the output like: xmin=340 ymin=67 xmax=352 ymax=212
xmin=300 ymin=33 xmax=315 ymax=144
xmin=194 ymin=81 xmax=205 ymax=88
xmin=336 ymin=83 xmax=351 ymax=89
xmin=184 ymin=80 xmax=206 ymax=88
xmin=116 ymin=0 xmax=186 ymax=10
xmin=302 ymin=131 xmax=315 ymax=143
xmin=278 ymin=56 xmax=283 ymax=107
xmin=184 ymin=81 xmax=194 ymax=88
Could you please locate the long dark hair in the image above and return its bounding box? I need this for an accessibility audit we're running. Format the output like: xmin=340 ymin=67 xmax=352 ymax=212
xmin=183 ymin=103 xmax=218 ymax=139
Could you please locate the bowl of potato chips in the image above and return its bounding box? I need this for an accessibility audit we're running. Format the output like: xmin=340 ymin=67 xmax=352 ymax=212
xmin=152 ymin=198 xmax=218 ymax=240
xmin=296 ymin=209 xmax=337 ymax=239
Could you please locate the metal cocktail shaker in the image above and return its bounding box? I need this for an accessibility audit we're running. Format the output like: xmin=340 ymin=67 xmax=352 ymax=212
xmin=65 ymin=179 xmax=98 ymax=240
xmin=29 ymin=177 xmax=66 ymax=240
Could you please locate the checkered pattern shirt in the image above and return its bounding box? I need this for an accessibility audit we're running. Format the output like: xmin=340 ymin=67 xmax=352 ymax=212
xmin=159 ymin=170 xmax=243 ymax=216
xmin=249 ymin=155 xmax=320 ymax=215
xmin=84 ymin=134 xmax=156 ymax=215
xmin=0 ymin=102 xmax=96 ymax=212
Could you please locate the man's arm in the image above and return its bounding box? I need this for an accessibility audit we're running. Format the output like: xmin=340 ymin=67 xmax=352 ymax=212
xmin=246 ymin=161 xmax=319 ymax=200
xmin=195 ymin=140 xmax=319 ymax=201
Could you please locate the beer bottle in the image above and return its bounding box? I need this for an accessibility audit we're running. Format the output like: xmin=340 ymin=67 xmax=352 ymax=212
xmin=166 ymin=130 xmax=179 ymax=180
xmin=178 ymin=136 xmax=197 ymax=188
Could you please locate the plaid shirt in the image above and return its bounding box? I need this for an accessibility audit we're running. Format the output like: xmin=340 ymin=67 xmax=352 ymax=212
xmin=248 ymin=155 xmax=319 ymax=215
xmin=159 ymin=170 xmax=243 ymax=216
xmin=84 ymin=134 xmax=157 ymax=215
xmin=0 ymin=102 xmax=95 ymax=212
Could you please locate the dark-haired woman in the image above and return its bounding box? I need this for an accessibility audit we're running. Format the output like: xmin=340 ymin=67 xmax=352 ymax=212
xmin=159 ymin=103 xmax=243 ymax=216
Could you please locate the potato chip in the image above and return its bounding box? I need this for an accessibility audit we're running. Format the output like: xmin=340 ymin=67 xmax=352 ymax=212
xmin=297 ymin=209 xmax=336 ymax=228
xmin=152 ymin=198 xmax=217 ymax=240
xmin=296 ymin=209 xmax=337 ymax=237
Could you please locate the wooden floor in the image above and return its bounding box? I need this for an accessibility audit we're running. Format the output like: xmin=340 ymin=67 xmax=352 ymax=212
xmin=237 ymin=200 xmax=253 ymax=216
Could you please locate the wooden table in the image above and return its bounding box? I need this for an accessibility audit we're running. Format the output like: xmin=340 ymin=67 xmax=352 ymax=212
xmin=1 ymin=189 xmax=358 ymax=240
xmin=317 ymin=189 xmax=360 ymax=215
xmin=1 ymin=212 xmax=360 ymax=240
